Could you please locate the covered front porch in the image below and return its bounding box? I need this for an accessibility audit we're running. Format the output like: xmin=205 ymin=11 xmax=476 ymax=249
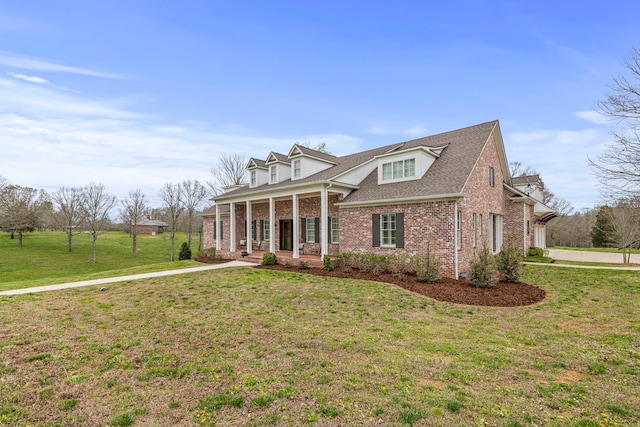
xmin=216 ymin=249 xmax=327 ymax=268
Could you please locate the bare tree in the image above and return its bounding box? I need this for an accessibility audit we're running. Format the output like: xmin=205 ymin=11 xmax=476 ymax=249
xmin=207 ymin=153 xmax=248 ymax=196
xmin=81 ymin=183 xmax=117 ymax=263
xmin=602 ymin=197 xmax=640 ymax=263
xmin=590 ymin=46 xmax=640 ymax=198
xmin=0 ymin=185 xmax=50 ymax=246
xmin=181 ymin=179 xmax=208 ymax=249
xmin=52 ymin=187 xmax=86 ymax=252
xmin=159 ymin=182 xmax=183 ymax=261
xmin=120 ymin=189 xmax=148 ymax=257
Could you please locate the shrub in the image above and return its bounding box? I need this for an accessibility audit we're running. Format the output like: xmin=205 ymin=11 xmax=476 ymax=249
xmin=497 ymin=237 xmax=523 ymax=282
xmin=284 ymin=261 xmax=292 ymax=268
xmin=297 ymin=261 xmax=308 ymax=270
xmin=199 ymin=247 xmax=220 ymax=260
xmin=528 ymin=247 xmax=544 ymax=257
xmin=388 ymin=255 xmax=412 ymax=280
xmin=467 ymin=244 xmax=499 ymax=288
xmin=413 ymin=242 xmax=441 ymax=283
xmin=178 ymin=242 xmax=192 ymax=260
xmin=323 ymin=254 xmax=334 ymax=271
xmin=262 ymin=252 xmax=277 ymax=265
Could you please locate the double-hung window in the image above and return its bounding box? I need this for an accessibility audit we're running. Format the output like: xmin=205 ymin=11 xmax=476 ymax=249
xmin=381 ymin=213 xmax=396 ymax=247
xmin=293 ymin=159 xmax=301 ymax=178
xmin=305 ymin=217 xmax=316 ymax=243
xmin=264 ymin=219 xmax=270 ymax=240
xmin=250 ymin=170 xmax=257 ymax=187
xmin=270 ymin=165 xmax=277 ymax=183
xmin=330 ymin=217 xmax=339 ymax=243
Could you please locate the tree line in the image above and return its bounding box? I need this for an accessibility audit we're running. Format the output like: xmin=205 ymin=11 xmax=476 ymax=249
xmin=0 ymin=177 xmax=209 ymax=263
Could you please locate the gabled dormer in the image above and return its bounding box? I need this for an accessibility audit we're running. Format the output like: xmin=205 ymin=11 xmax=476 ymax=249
xmin=247 ymin=158 xmax=268 ymax=188
xmin=375 ymin=145 xmax=447 ymax=185
xmin=287 ymin=144 xmax=338 ymax=180
xmin=512 ymin=175 xmax=544 ymax=202
xmin=265 ymin=152 xmax=291 ymax=184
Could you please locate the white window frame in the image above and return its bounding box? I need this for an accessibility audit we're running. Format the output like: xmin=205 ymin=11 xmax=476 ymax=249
xmin=293 ymin=159 xmax=301 ymax=178
xmin=381 ymin=213 xmax=396 ymax=247
xmin=330 ymin=216 xmax=339 ymax=244
xmin=270 ymin=165 xmax=277 ymax=183
xmin=250 ymin=170 xmax=257 ymax=187
xmin=305 ymin=217 xmax=316 ymax=243
xmin=381 ymin=158 xmax=416 ymax=182
xmin=264 ymin=219 xmax=270 ymax=240
xmin=472 ymin=213 xmax=477 ymax=248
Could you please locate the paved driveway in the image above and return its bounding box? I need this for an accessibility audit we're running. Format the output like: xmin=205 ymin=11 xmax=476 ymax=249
xmin=547 ymin=248 xmax=640 ymax=264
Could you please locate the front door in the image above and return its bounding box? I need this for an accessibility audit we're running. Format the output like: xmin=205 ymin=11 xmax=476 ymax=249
xmin=280 ymin=220 xmax=293 ymax=251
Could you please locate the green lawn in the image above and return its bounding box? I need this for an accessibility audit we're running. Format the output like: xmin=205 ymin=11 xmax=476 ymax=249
xmin=1 ymin=264 xmax=639 ymax=426
xmin=0 ymin=231 xmax=201 ymax=290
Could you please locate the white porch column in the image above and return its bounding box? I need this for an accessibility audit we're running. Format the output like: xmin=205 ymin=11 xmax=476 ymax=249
xmin=246 ymin=200 xmax=252 ymax=254
xmin=215 ymin=204 xmax=221 ymax=250
xmin=292 ymin=193 xmax=299 ymax=259
xmin=230 ymin=202 xmax=236 ymax=252
xmin=320 ymin=187 xmax=328 ymax=258
xmin=269 ymin=197 xmax=276 ymax=253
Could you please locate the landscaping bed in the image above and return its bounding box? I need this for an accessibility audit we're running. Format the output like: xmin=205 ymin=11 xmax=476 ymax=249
xmin=254 ymin=263 xmax=546 ymax=307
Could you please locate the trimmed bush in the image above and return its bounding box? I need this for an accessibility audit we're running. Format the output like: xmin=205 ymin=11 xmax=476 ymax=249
xmin=199 ymin=247 xmax=220 ymax=260
xmin=528 ymin=247 xmax=544 ymax=257
xmin=497 ymin=237 xmax=523 ymax=282
xmin=467 ymin=244 xmax=499 ymax=288
xmin=262 ymin=252 xmax=277 ymax=265
xmin=178 ymin=242 xmax=192 ymax=260
xmin=323 ymin=254 xmax=334 ymax=271
xmin=297 ymin=261 xmax=308 ymax=270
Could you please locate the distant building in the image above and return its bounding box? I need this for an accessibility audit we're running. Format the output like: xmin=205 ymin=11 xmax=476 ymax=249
xmin=137 ymin=218 xmax=168 ymax=235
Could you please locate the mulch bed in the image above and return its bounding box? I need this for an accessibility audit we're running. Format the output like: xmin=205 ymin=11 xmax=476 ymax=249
xmin=195 ymin=256 xmax=546 ymax=307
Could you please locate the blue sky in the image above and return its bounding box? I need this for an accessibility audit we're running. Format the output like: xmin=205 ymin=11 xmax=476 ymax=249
xmin=1 ymin=1 xmax=638 ymax=209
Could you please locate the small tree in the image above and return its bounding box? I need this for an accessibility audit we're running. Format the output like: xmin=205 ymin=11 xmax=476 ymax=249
xmin=591 ymin=205 xmax=617 ymax=248
xmin=52 ymin=187 xmax=86 ymax=252
xmin=81 ymin=183 xmax=117 ymax=263
xmin=178 ymin=242 xmax=192 ymax=260
xmin=159 ymin=182 xmax=184 ymax=262
xmin=0 ymin=184 xmax=50 ymax=246
xmin=120 ymin=189 xmax=148 ymax=257
xmin=181 ymin=179 xmax=208 ymax=248
xmin=413 ymin=241 xmax=441 ymax=283
xmin=467 ymin=243 xmax=499 ymax=288
xmin=496 ymin=236 xmax=523 ymax=282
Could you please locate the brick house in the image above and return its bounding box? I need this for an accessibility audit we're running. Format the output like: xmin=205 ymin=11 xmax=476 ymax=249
xmin=137 ymin=218 xmax=168 ymax=235
xmin=202 ymin=120 xmax=556 ymax=278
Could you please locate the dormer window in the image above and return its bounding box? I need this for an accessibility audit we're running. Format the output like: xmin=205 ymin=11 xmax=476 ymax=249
xmin=250 ymin=170 xmax=256 ymax=187
xmin=382 ymin=158 xmax=415 ymax=181
xmin=293 ymin=159 xmax=301 ymax=178
xmin=270 ymin=165 xmax=277 ymax=183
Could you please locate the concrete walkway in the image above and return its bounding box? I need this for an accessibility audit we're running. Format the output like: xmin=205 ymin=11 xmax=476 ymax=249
xmin=0 ymin=260 xmax=258 ymax=296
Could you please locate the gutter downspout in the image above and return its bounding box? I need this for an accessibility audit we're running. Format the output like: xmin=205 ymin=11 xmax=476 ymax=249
xmin=454 ymin=200 xmax=459 ymax=280
xmin=523 ymin=202 xmax=527 ymax=255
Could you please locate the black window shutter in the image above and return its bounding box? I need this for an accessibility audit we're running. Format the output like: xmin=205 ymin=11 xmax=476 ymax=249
xmin=395 ymin=213 xmax=404 ymax=248
xmin=252 ymin=220 xmax=257 ymax=240
xmin=372 ymin=214 xmax=380 ymax=247
xmin=260 ymin=220 xmax=264 ymax=240
xmin=301 ymin=218 xmax=306 ymax=241
xmin=314 ymin=217 xmax=320 ymax=243
xmin=327 ymin=217 xmax=332 ymax=242
xmin=220 ymin=221 xmax=224 ymax=240
xmin=244 ymin=220 xmax=247 ymax=237
xmin=213 ymin=221 xmax=216 ymax=239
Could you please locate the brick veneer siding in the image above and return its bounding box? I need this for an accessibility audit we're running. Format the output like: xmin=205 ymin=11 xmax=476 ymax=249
xmin=457 ymin=132 xmax=507 ymax=272
xmin=339 ymin=201 xmax=458 ymax=277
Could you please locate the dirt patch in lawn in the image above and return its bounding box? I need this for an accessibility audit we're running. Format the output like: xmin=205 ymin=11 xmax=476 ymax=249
xmin=252 ymin=263 xmax=546 ymax=307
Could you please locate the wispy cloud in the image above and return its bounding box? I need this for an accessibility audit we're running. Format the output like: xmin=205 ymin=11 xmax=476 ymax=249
xmin=367 ymin=123 xmax=429 ymax=137
xmin=0 ymin=51 xmax=124 ymax=79
xmin=7 ymin=72 xmax=48 ymax=84
xmin=573 ymin=110 xmax=612 ymax=125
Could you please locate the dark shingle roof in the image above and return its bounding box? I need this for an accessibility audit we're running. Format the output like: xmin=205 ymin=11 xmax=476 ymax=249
xmin=294 ymin=145 xmax=340 ymax=163
xmin=215 ymin=120 xmax=500 ymax=203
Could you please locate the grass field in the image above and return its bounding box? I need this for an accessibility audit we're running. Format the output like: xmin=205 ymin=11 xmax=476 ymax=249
xmin=0 ymin=231 xmax=201 ymax=291
xmin=1 ymin=257 xmax=639 ymax=426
